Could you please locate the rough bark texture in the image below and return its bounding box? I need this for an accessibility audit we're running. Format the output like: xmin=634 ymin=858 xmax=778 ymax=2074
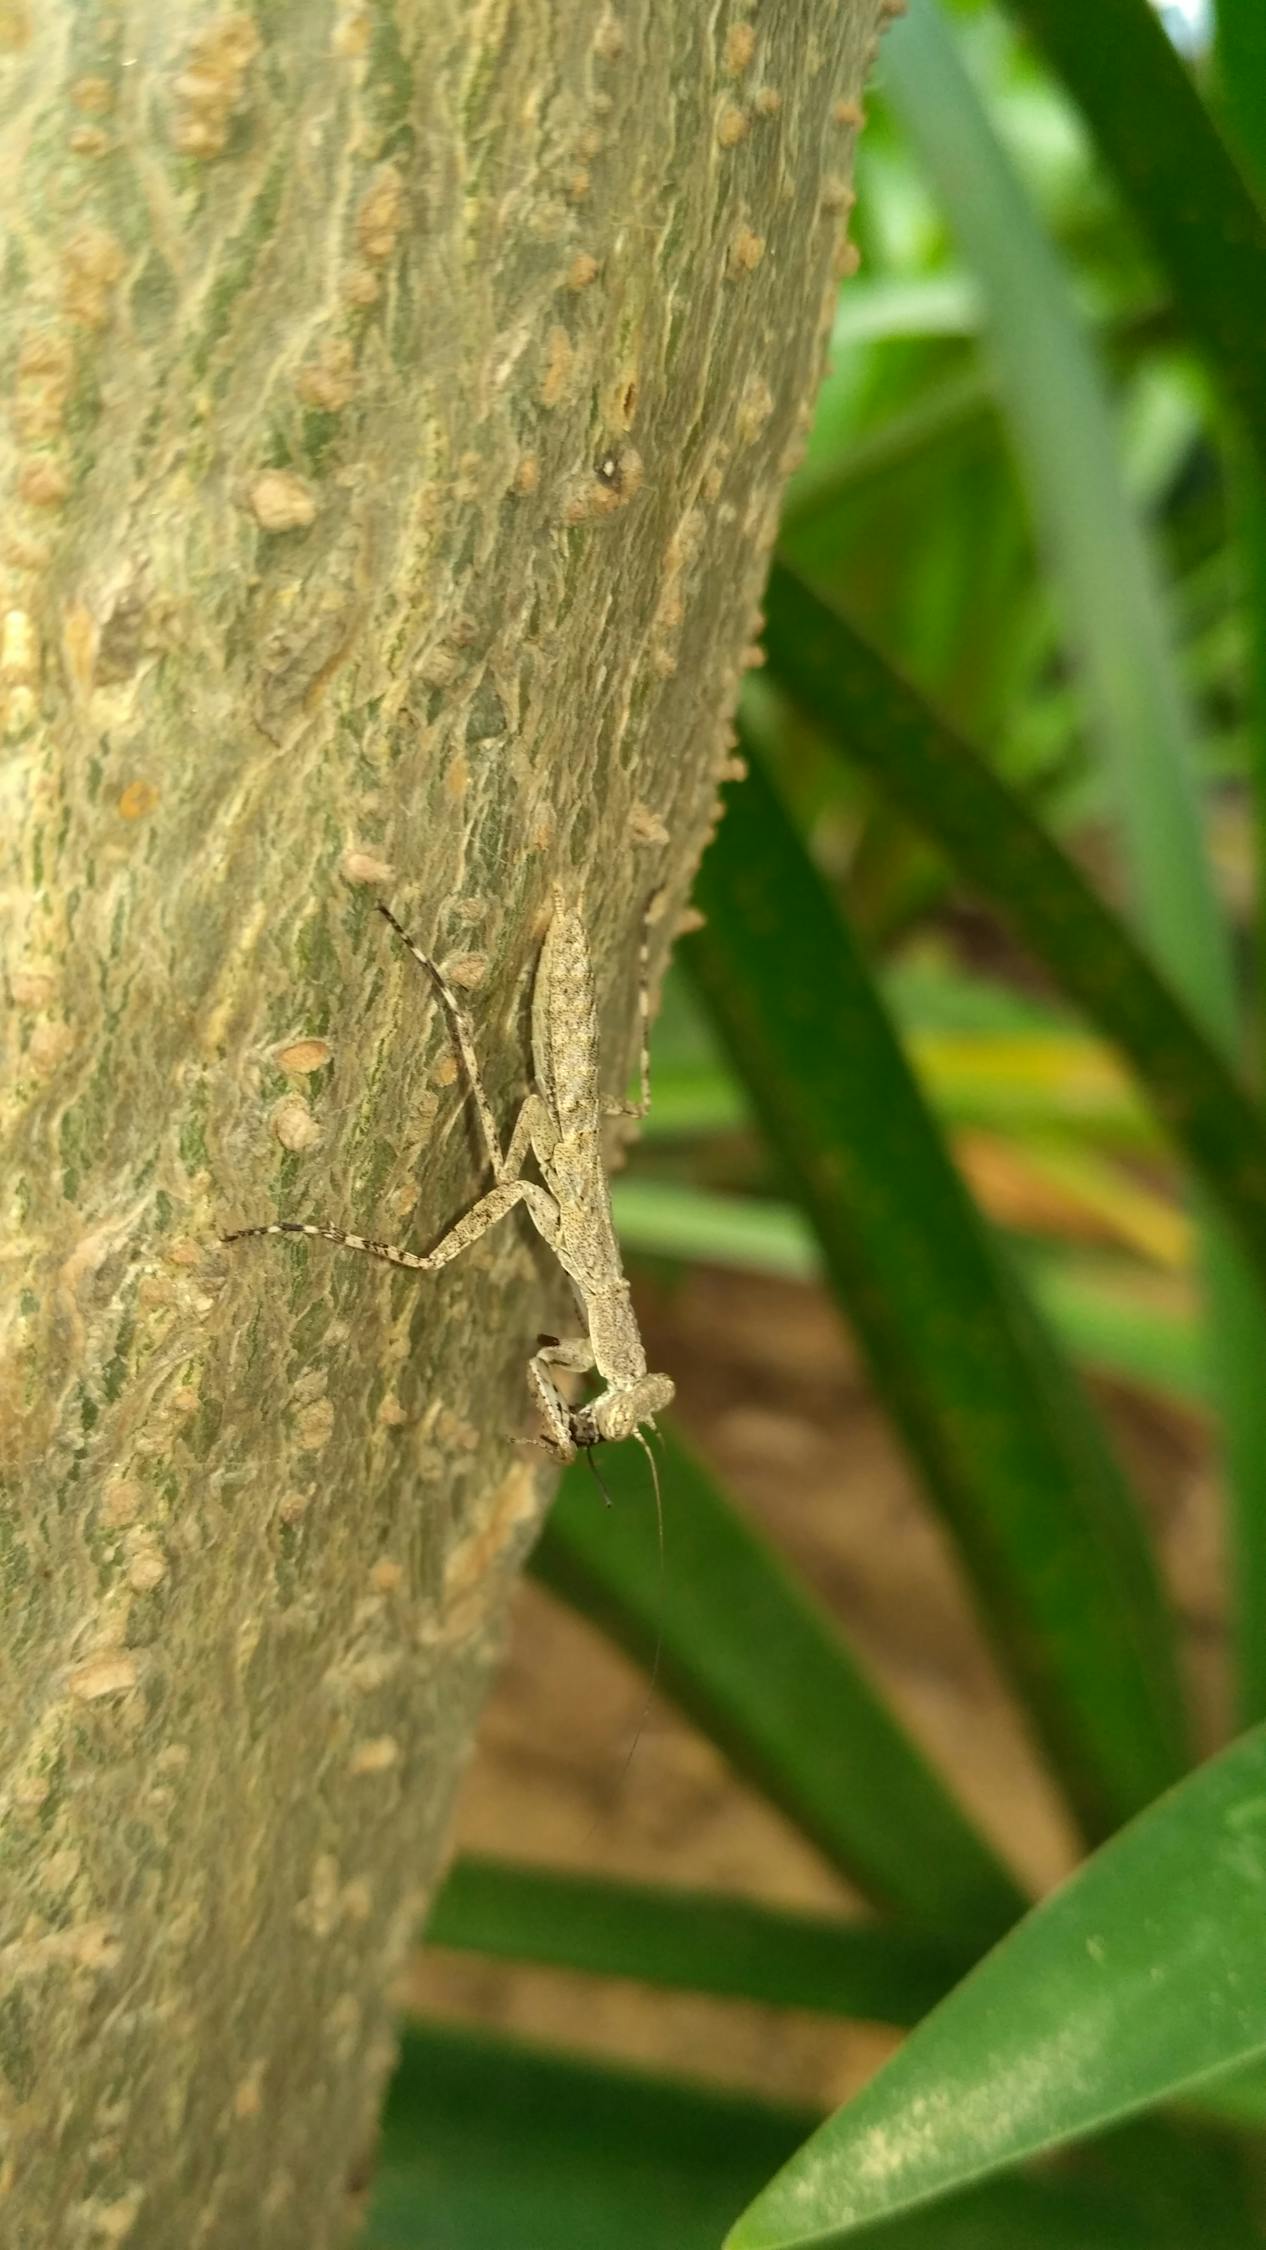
xmin=1 ymin=3 xmax=885 ymax=2242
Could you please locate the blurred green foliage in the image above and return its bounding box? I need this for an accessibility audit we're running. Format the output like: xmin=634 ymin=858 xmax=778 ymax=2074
xmin=370 ymin=3 xmax=1266 ymax=2243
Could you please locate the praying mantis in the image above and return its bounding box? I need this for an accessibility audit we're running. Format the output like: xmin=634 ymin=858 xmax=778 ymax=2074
xmin=223 ymin=884 xmax=674 ymax=1470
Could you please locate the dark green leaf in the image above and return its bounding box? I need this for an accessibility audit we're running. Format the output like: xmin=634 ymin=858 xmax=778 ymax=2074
xmin=428 ymin=1857 xmax=970 ymax=2026
xmin=1003 ymin=0 xmax=1266 ymax=471
xmin=760 ymin=564 xmax=1266 ymax=1302
xmin=1215 ymin=0 xmax=1266 ymax=196
xmin=366 ymin=2022 xmax=815 ymax=2250
xmin=366 ymin=2028 xmax=1259 ymax=2250
xmin=687 ymin=756 xmax=1187 ymax=1839
xmin=533 ymin=1425 xmax=1024 ymax=1943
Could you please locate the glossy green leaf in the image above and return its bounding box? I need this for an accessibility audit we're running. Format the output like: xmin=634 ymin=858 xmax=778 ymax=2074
xmin=793 ymin=2117 xmax=1264 ymax=2250
xmin=366 ymin=2026 xmax=1253 ymax=2250
xmin=428 ymin=1857 xmax=970 ymax=2026
xmin=686 ymin=756 xmax=1187 ymax=1840
xmin=1002 ymin=0 xmax=1266 ymax=472
xmin=365 ymin=2028 xmax=1257 ymax=2250
xmin=759 ymin=566 xmax=1266 ymax=1301
xmin=1182 ymin=2053 xmax=1266 ymax=2127
xmin=728 ymin=1725 xmax=1266 ymax=2249
xmin=532 ymin=1424 xmax=1024 ymax=1943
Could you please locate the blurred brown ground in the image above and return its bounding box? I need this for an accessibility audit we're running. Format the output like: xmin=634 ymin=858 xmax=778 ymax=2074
xmin=406 ymin=1265 xmax=1220 ymax=2110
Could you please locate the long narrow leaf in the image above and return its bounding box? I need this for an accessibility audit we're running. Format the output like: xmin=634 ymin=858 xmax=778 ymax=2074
xmin=428 ymin=1858 xmax=970 ymax=2026
xmin=881 ymin=0 xmax=1233 ymax=1019
xmin=1213 ymin=0 xmax=1266 ymax=1728
xmin=686 ymin=756 xmax=1187 ymax=1839
xmin=728 ymin=1723 xmax=1266 ymax=2249
xmin=1003 ymin=0 xmax=1266 ymax=473
xmin=1215 ymin=0 xmax=1266 ymax=193
xmin=532 ymin=1424 xmax=1024 ymax=1943
xmin=881 ymin=0 xmax=1266 ymax=1734
xmin=760 ymin=565 xmax=1266 ymax=1299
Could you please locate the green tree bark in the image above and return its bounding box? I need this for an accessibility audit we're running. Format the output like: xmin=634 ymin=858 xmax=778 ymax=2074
xmin=1 ymin=2 xmax=886 ymax=2240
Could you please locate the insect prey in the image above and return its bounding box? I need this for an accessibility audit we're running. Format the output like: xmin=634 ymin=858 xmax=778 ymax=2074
xmin=223 ymin=884 xmax=675 ymax=1466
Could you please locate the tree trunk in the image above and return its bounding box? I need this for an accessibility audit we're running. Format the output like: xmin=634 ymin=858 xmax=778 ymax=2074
xmin=2 ymin=2 xmax=886 ymax=2240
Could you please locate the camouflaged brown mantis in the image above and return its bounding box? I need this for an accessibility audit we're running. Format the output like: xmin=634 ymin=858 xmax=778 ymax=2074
xmin=223 ymin=884 xmax=674 ymax=1467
